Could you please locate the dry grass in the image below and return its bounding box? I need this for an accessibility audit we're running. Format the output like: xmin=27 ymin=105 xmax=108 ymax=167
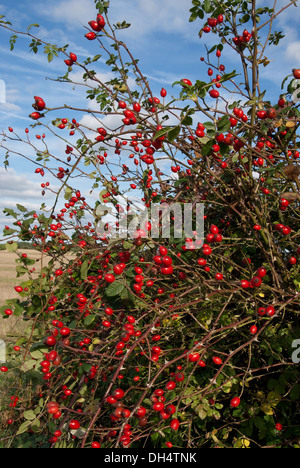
xmin=0 ymin=250 xmax=50 ymax=342
xmin=0 ymin=250 xmax=75 ymax=343
xmin=0 ymin=250 xmax=53 ymax=438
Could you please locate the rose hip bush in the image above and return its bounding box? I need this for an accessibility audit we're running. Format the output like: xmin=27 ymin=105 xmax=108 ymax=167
xmin=0 ymin=0 xmax=299 ymax=449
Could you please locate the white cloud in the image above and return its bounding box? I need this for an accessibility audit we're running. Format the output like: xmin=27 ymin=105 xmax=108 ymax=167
xmin=34 ymin=0 xmax=195 ymax=40
xmin=2 ymin=200 xmax=51 ymax=212
xmin=0 ymin=167 xmax=55 ymax=235
xmin=0 ymin=167 xmax=44 ymax=199
xmin=38 ymin=0 xmax=96 ymax=29
xmin=109 ymin=0 xmax=197 ymax=41
xmin=286 ymin=40 xmax=300 ymax=63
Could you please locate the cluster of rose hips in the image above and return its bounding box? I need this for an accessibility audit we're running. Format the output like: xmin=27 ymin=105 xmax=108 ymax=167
xmin=30 ymin=96 xmax=46 ymax=120
xmin=85 ymin=14 xmax=106 ymax=40
xmin=256 ymin=108 xmax=277 ymax=120
xmin=233 ymin=29 xmax=252 ymax=47
xmin=202 ymin=14 xmax=224 ymax=33
xmin=240 ymin=266 xmax=268 ymax=290
xmin=64 ymin=52 xmax=77 ymax=67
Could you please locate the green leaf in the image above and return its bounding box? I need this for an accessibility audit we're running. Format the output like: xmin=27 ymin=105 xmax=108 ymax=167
xmin=16 ymin=420 xmax=32 ymax=435
xmin=30 ymin=349 xmax=44 ymax=360
xmin=3 ymin=208 xmax=18 ymax=219
xmin=203 ymin=0 xmax=212 ymax=13
xmin=189 ymin=9 xmax=199 ymax=22
xmin=64 ymin=187 xmax=73 ymax=201
xmin=201 ymin=139 xmax=214 ymax=156
xmin=168 ymin=126 xmax=181 ymax=142
xmin=31 ymin=419 xmax=41 ymax=432
xmin=9 ymin=34 xmax=18 ymax=51
xmin=204 ymin=121 xmax=215 ymax=131
xmin=23 ymin=410 xmax=36 ymax=421
xmin=20 ymin=359 xmax=37 ymax=373
xmin=16 ymin=265 xmax=28 ymax=276
xmin=120 ymin=287 xmax=135 ymax=303
xmin=217 ymin=116 xmax=231 ymax=133
xmin=220 ymin=70 xmax=238 ymax=83
xmin=253 ymin=416 xmax=267 ymax=440
xmin=105 ymin=281 xmax=125 ymax=297
xmin=80 ymin=259 xmax=89 ymax=280
xmin=5 ymin=242 xmax=18 ymax=252
xmin=174 ymin=178 xmax=188 ymax=188
xmin=123 ymin=240 xmax=133 ymax=250
xmin=16 ymin=204 xmax=27 ymax=212
xmin=84 ymin=314 xmax=96 ymax=326
xmin=3 ymin=228 xmax=17 ymax=236
xmin=153 ymin=127 xmax=171 ymax=141
xmin=98 ymin=189 xmax=107 ymax=204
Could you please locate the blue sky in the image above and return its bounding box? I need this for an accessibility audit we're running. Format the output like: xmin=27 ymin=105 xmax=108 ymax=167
xmin=0 ymin=0 xmax=300 ymax=238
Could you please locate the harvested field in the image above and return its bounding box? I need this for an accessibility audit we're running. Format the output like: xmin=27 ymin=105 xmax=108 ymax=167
xmin=0 ymin=250 xmax=49 ymax=342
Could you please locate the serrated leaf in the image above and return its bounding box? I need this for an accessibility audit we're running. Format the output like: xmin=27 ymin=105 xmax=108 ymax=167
xmin=5 ymin=242 xmax=18 ymax=252
xmin=64 ymin=187 xmax=73 ymax=201
xmin=16 ymin=265 xmax=28 ymax=276
xmin=120 ymin=287 xmax=135 ymax=303
xmin=30 ymin=349 xmax=44 ymax=359
xmin=20 ymin=359 xmax=37 ymax=373
xmin=220 ymin=70 xmax=238 ymax=82
xmin=203 ymin=0 xmax=212 ymax=13
xmin=260 ymin=403 xmax=274 ymax=415
xmin=153 ymin=127 xmax=171 ymax=141
xmin=168 ymin=126 xmax=181 ymax=142
xmin=80 ymin=259 xmax=89 ymax=280
xmin=105 ymin=281 xmax=125 ymax=297
xmin=204 ymin=121 xmax=215 ymax=131
xmin=3 ymin=208 xmax=18 ymax=219
xmin=82 ymin=363 xmax=92 ymax=373
xmin=3 ymin=228 xmax=17 ymax=236
xmin=201 ymin=140 xmax=214 ymax=156
xmin=23 ymin=410 xmax=36 ymax=421
xmin=123 ymin=240 xmax=133 ymax=250
xmin=84 ymin=314 xmax=96 ymax=326
xmin=31 ymin=418 xmax=41 ymax=432
xmin=16 ymin=204 xmax=27 ymax=212
xmin=217 ymin=116 xmax=231 ymax=133
xmin=16 ymin=420 xmax=32 ymax=435
xmin=181 ymin=114 xmax=193 ymax=126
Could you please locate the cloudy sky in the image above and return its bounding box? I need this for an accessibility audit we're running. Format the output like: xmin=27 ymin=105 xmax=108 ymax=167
xmin=0 ymin=0 xmax=299 ymax=238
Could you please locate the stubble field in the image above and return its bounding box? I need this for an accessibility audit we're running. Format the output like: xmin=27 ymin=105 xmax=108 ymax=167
xmin=0 ymin=250 xmax=47 ymax=342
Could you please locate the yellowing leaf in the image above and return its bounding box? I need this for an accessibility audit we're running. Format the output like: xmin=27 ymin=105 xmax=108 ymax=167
xmin=286 ymin=121 xmax=296 ymax=128
xmin=260 ymin=403 xmax=274 ymax=415
xmin=267 ymin=391 xmax=281 ymax=407
xmin=273 ymin=119 xmax=283 ymax=128
xmin=241 ymin=439 xmax=250 ymax=448
xmin=234 ymin=437 xmax=251 ymax=448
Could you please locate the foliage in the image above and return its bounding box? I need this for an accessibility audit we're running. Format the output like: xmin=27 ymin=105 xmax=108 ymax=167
xmin=0 ymin=0 xmax=299 ymax=449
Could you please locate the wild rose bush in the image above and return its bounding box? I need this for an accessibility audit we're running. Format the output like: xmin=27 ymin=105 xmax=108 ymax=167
xmin=0 ymin=0 xmax=299 ymax=449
